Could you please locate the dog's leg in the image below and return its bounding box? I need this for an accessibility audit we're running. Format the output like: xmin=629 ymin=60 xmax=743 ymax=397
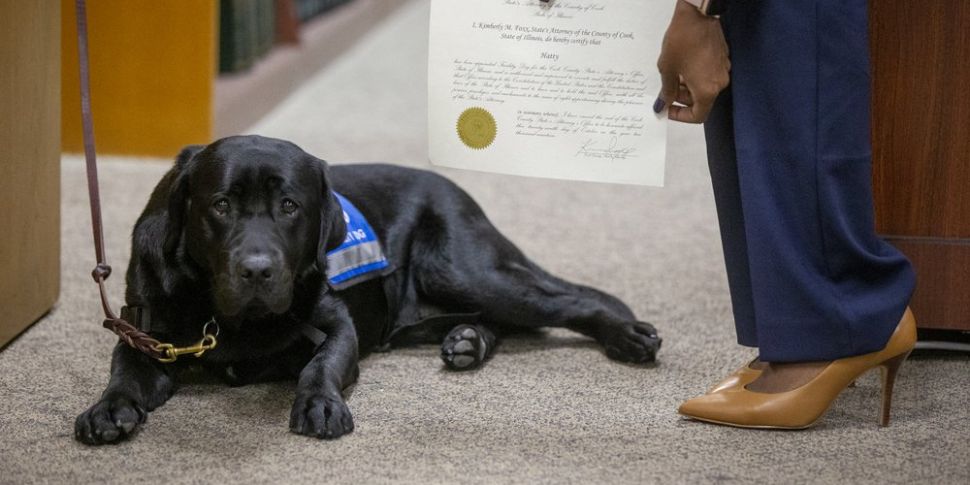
xmin=440 ymin=323 xmax=497 ymax=370
xmin=74 ymin=343 xmax=176 ymax=445
xmin=508 ymin=275 xmax=660 ymax=362
xmin=290 ymin=295 xmax=359 ymax=440
xmin=422 ymin=255 xmax=661 ymax=364
xmin=490 ymin=265 xmax=661 ymax=363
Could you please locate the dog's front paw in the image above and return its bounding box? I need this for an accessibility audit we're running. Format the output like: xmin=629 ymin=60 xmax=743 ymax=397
xmin=289 ymin=393 xmax=354 ymax=440
xmin=603 ymin=321 xmax=662 ymax=364
xmin=74 ymin=395 xmax=147 ymax=445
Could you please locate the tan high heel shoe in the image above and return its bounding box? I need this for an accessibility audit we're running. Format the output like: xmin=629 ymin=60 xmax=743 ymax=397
xmin=707 ymin=358 xmax=763 ymax=393
xmin=678 ymin=307 xmax=916 ymax=429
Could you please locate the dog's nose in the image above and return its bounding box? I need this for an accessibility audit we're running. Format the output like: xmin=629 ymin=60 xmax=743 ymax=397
xmin=239 ymin=254 xmax=275 ymax=282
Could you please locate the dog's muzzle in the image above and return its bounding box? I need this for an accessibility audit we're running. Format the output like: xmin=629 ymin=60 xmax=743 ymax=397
xmin=217 ymin=251 xmax=294 ymax=317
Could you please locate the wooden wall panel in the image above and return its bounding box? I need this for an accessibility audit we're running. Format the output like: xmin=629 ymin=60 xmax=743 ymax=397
xmin=870 ymin=0 xmax=970 ymax=239
xmin=61 ymin=0 xmax=217 ymax=157
xmin=886 ymin=239 xmax=969 ymax=331
xmin=0 ymin=0 xmax=61 ymax=348
xmin=870 ymin=1 xmax=970 ymax=330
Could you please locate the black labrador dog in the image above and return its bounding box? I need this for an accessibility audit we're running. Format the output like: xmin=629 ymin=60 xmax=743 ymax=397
xmin=75 ymin=135 xmax=661 ymax=444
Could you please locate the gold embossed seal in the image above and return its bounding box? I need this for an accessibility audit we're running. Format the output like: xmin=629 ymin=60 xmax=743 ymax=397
xmin=456 ymin=107 xmax=497 ymax=149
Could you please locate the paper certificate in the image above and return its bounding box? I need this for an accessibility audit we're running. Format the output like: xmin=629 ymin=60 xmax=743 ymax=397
xmin=428 ymin=0 xmax=674 ymax=186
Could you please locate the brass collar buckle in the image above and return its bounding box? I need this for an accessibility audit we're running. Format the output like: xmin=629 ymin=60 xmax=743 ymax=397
xmin=155 ymin=318 xmax=220 ymax=363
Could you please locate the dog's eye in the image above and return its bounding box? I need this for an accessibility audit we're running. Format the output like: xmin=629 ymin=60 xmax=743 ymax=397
xmin=281 ymin=199 xmax=298 ymax=215
xmin=213 ymin=199 xmax=230 ymax=215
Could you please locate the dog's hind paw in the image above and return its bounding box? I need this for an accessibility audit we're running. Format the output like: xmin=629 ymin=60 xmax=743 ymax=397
xmin=440 ymin=324 xmax=495 ymax=371
xmin=603 ymin=321 xmax=662 ymax=364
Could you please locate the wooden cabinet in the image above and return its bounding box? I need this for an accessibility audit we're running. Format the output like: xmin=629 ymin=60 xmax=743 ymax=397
xmin=0 ymin=1 xmax=61 ymax=348
xmin=870 ymin=1 xmax=970 ymax=330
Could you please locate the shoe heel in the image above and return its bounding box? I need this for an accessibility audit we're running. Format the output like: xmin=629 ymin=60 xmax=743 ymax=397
xmin=879 ymin=352 xmax=911 ymax=427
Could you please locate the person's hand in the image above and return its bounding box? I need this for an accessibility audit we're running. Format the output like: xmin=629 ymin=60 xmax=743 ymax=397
xmin=655 ymin=0 xmax=731 ymax=123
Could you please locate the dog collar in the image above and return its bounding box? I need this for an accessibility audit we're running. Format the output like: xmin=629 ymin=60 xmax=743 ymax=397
xmin=325 ymin=192 xmax=391 ymax=289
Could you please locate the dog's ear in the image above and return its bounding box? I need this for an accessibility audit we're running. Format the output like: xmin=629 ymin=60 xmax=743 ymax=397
xmin=163 ymin=145 xmax=203 ymax=255
xmin=315 ymin=158 xmax=347 ymax=268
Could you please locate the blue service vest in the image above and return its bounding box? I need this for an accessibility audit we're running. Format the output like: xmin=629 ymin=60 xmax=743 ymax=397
xmin=325 ymin=192 xmax=390 ymax=289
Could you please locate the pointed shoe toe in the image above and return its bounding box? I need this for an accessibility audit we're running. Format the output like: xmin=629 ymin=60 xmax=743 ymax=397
xmin=677 ymin=392 xmax=738 ymax=423
xmin=677 ymin=391 xmax=770 ymax=428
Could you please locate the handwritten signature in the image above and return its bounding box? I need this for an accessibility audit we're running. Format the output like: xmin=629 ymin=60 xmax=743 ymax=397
xmin=575 ymin=137 xmax=637 ymax=160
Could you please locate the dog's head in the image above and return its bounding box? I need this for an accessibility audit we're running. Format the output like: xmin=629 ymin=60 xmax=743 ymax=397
xmin=163 ymin=135 xmax=346 ymax=318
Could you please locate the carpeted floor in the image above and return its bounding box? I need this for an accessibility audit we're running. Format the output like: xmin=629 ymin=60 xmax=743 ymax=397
xmin=1 ymin=1 xmax=967 ymax=484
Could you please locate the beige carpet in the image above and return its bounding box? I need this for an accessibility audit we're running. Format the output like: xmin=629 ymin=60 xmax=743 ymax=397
xmin=1 ymin=1 xmax=967 ymax=484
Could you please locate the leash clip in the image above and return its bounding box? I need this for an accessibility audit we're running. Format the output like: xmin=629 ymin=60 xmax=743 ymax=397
xmin=154 ymin=318 xmax=219 ymax=363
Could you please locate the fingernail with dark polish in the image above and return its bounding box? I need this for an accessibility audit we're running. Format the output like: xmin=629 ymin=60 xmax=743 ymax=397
xmin=653 ymin=98 xmax=665 ymax=113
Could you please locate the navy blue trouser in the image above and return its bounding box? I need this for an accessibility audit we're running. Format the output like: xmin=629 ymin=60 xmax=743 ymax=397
xmin=703 ymin=0 xmax=915 ymax=362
